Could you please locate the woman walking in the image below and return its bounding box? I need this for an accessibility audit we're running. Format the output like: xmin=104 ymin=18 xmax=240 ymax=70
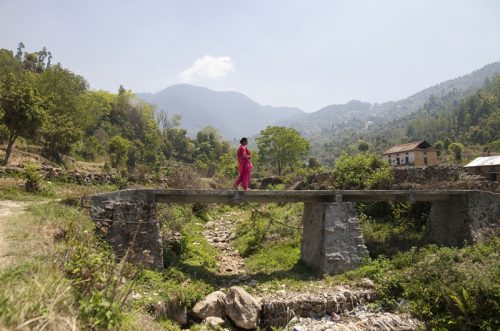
xmin=234 ymin=137 xmax=252 ymax=190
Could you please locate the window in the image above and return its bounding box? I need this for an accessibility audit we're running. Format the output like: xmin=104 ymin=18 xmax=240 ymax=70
xmin=405 ymin=156 xmax=409 ymax=164
xmin=396 ymin=158 xmax=400 ymax=165
xmin=424 ymin=157 xmax=428 ymax=165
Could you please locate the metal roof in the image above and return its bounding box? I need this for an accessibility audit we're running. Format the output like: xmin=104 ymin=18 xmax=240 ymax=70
xmin=383 ymin=141 xmax=434 ymax=155
xmin=464 ymin=156 xmax=500 ymax=168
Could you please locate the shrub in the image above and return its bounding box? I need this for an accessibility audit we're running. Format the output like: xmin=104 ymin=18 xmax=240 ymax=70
xmin=345 ymin=238 xmax=500 ymax=329
xmin=333 ymin=153 xmax=393 ymax=189
xmin=23 ymin=163 xmax=44 ymax=193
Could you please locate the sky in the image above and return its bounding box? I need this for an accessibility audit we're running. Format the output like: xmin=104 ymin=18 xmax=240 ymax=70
xmin=1 ymin=0 xmax=499 ymax=112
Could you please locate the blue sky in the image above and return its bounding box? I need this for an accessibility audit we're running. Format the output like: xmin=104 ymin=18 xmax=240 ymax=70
xmin=1 ymin=0 xmax=499 ymax=111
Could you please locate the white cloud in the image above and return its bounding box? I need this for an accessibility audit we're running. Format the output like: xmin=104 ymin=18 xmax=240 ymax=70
xmin=179 ymin=55 xmax=235 ymax=83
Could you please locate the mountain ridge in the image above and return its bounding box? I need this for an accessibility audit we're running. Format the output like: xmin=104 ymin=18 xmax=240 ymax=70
xmin=138 ymin=61 xmax=500 ymax=140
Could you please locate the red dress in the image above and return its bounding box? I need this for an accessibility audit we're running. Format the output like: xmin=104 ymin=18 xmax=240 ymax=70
xmin=235 ymin=145 xmax=252 ymax=189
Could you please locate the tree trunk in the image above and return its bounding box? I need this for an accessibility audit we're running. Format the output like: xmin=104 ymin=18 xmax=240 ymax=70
xmin=3 ymin=134 xmax=17 ymax=166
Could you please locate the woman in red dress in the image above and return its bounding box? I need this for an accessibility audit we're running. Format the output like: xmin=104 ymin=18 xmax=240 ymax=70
xmin=234 ymin=137 xmax=252 ymax=190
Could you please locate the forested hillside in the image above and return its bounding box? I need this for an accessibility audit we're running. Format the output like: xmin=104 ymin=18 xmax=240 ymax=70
xmin=0 ymin=44 xmax=233 ymax=176
xmin=406 ymin=75 xmax=500 ymax=149
xmin=304 ymin=74 xmax=500 ymax=164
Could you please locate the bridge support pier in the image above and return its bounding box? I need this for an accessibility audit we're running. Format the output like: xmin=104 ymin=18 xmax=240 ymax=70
xmin=91 ymin=193 xmax=164 ymax=270
xmin=301 ymin=202 xmax=368 ymax=275
xmin=426 ymin=191 xmax=500 ymax=247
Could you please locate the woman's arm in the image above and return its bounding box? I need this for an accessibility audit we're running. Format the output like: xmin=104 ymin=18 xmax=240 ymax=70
xmin=242 ymin=147 xmax=251 ymax=159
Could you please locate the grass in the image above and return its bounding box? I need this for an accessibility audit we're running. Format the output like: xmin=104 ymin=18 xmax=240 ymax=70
xmin=1 ymin=185 xmax=498 ymax=330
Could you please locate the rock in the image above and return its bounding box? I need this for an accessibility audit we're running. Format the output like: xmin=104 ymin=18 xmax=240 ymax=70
xmin=259 ymin=176 xmax=283 ymax=189
xmin=203 ymin=316 xmax=225 ymax=326
xmin=151 ymin=301 xmax=187 ymax=325
xmin=360 ymin=278 xmax=375 ymax=289
xmin=224 ymin=286 xmax=261 ymax=329
xmin=192 ymin=291 xmax=226 ymax=320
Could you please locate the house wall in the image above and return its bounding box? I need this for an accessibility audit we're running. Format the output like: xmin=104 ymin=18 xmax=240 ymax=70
xmin=385 ymin=150 xmax=437 ymax=167
xmin=414 ymin=150 xmax=437 ymax=166
xmin=471 ymin=165 xmax=500 ymax=181
xmin=385 ymin=151 xmax=416 ymax=166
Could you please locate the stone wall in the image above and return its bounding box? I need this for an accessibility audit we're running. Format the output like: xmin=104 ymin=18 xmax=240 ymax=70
xmin=301 ymin=202 xmax=368 ymax=275
xmin=392 ymin=165 xmax=500 ymax=192
xmin=392 ymin=165 xmax=462 ymax=184
xmin=260 ymin=288 xmax=375 ymax=328
xmin=90 ymin=190 xmax=164 ymax=270
xmin=425 ymin=191 xmax=500 ymax=246
xmin=0 ymin=165 xmax=117 ymax=185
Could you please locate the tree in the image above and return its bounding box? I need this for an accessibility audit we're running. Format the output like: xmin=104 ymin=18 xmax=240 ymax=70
xmin=0 ymin=73 xmax=46 ymax=165
xmin=448 ymin=142 xmax=464 ymax=161
xmin=193 ymin=126 xmax=230 ymax=176
xmin=332 ymin=153 xmax=393 ymax=189
xmin=357 ymin=141 xmax=369 ymax=152
xmin=35 ymin=64 xmax=88 ymax=161
xmin=256 ymin=126 xmax=310 ymax=176
xmin=108 ymin=135 xmax=131 ymax=169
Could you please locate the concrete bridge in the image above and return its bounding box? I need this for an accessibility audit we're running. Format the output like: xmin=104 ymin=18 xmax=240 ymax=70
xmin=90 ymin=189 xmax=499 ymax=274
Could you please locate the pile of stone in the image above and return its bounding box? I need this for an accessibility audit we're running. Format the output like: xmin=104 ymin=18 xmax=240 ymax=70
xmin=291 ymin=172 xmax=335 ymax=190
xmin=152 ymin=286 xmax=261 ymax=330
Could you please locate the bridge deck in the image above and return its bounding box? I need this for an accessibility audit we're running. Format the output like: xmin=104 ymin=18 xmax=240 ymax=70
xmin=149 ymin=189 xmax=469 ymax=204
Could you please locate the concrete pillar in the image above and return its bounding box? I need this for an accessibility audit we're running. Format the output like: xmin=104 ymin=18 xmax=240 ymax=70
xmin=91 ymin=194 xmax=164 ymax=270
xmin=301 ymin=202 xmax=368 ymax=275
xmin=426 ymin=191 xmax=500 ymax=247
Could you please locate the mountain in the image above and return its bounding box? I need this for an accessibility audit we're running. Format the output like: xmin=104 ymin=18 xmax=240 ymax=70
xmin=283 ymin=61 xmax=500 ymax=138
xmin=137 ymin=84 xmax=304 ymax=140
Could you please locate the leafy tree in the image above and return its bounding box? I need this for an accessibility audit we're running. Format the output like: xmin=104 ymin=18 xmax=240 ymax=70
xmin=0 ymin=73 xmax=46 ymax=165
xmin=108 ymin=135 xmax=131 ymax=169
xmin=35 ymin=64 xmax=88 ymax=161
xmin=358 ymin=141 xmax=369 ymax=152
xmin=448 ymin=142 xmax=464 ymax=161
xmin=308 ymin=157 xmax=321 ymax=169
xmin=193 ymin=126 xmax=230 ymax=176
xmin=215 ymin=152 xmax=238 ymax=179
xmin=332 ymin=153 xmax=393 ymax=189
xmin=256 ymin=126 xmax=310 ymax=176
xmin=0 ymin=49 xmax=22 ymax=76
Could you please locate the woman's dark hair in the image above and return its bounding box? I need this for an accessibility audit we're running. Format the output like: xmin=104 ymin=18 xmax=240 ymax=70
xmin=240 ymin=137 xmax=248 ymax=144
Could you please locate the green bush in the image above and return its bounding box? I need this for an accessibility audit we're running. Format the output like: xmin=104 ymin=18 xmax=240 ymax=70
xmin=344 ymin=238 xmax=500 ymax=329
xmin=23 ymin=163 xmax=44 ymax=193
xmin=332 ymin=153 xmax=393 ymax=189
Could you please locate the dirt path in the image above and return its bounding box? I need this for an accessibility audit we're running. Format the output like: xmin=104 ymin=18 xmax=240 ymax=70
xmin=203 ymin=211 xmax=246 ymax=277
xmin=0 ymin=200 xmax=31 ymax=270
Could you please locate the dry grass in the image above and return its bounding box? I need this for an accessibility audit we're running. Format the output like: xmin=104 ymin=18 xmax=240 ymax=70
xmin=0 ymin=202 xmax=80 ymax=330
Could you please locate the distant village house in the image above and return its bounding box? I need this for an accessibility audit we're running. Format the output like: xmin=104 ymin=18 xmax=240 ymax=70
xmin=464 ymin=155 xmax=500 ymax=181
xmin=383 ymin=141 xmax=438 ymax=167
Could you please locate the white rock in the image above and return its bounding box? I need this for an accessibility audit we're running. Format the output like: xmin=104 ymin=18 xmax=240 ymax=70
xmin=203 ymin=316 xmax=225 ymax=326
xmin=192 ymin=291 xmax=226 ymax=320
xmin=224 ymin=286 xmax=261 ymax=330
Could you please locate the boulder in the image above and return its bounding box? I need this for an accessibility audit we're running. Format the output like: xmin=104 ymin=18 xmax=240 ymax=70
xmin=224 ymin=286 xmax=261 ymax=329
xmin=191 ymin=291 xmax=226 ymax=320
